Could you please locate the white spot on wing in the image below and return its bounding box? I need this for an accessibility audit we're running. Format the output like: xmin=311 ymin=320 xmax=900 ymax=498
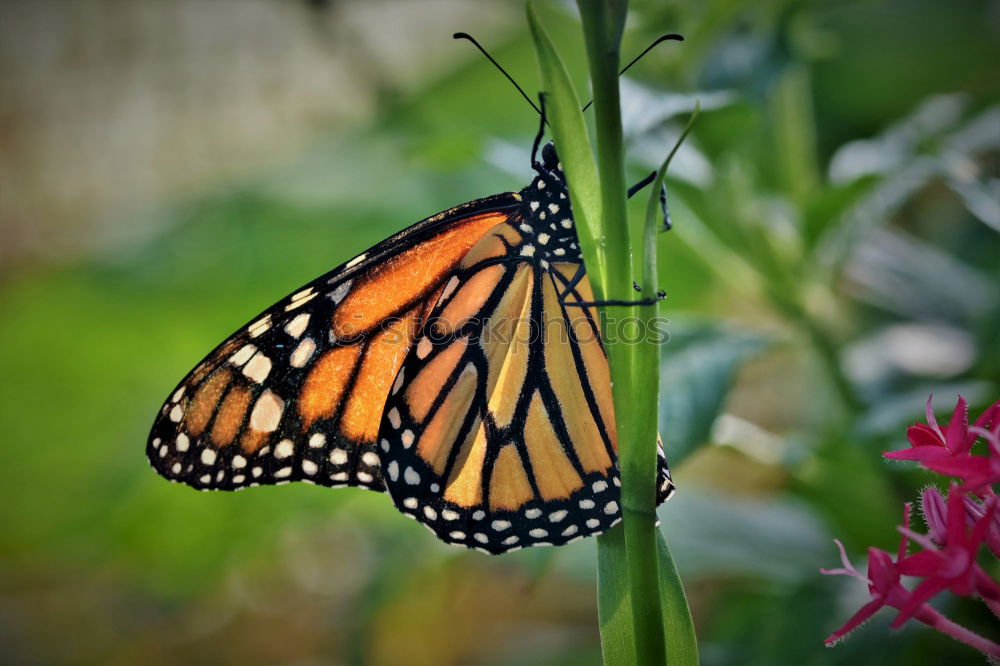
xmin=243 ymin=353 xmax=272 ymax=383
xmin=230 ymin=344 xmax=257 ymax=366
xmin=286 ymin=288 xmax=317 ymax=311
xmin=249 ymin=390 xmax=284 ymax=432
xmin=248 ymin=315 xmax=271 ymax=338
xmin=284 ymin=313 xmax=310 ymax=338
xmin=391 ymin=368 xmax=405 ymax=395
xmin=290 ymin=338 xmax=316 ymax=368
xmin=275 ymin=439 xmax=294 ymax=459
xmin=440 ymin=276 xmax=460 ymax=302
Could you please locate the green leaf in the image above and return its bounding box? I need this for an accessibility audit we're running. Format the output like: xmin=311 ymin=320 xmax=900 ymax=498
xmin=659 ymin=321 xmax=772 ymax=465
xmin=597 ymin=524 xmax=634 ymax=665
xmin=656 ymin=531 xmax=699 ymax=665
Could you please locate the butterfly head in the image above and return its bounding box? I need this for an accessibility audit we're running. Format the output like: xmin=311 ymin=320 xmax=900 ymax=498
xmin=527 ymin=141 xmax=568 ymax=198
xmin=535 ymin=142 xmax=565 ymax=183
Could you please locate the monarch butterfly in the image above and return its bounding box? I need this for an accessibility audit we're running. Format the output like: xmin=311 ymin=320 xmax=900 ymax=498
xmin=148 ymin=35 xmax=681 ymax=555
xmin=147 ymin=140 xmax=674 ymax=554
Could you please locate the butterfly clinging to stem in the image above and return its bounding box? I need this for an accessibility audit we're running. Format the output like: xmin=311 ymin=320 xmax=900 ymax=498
xmin=147 ymin=33 xmax=685 ymax=554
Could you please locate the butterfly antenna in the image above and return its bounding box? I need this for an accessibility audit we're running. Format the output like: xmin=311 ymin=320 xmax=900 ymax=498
xmin=454 ymin=32 xmax=542 ymax=116
xmin=581 ymin=33 xmax=684 ymax=112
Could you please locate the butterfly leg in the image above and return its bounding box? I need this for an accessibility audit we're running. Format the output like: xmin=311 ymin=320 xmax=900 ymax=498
xmin=627 ymin=172 xmax=672 ymax=231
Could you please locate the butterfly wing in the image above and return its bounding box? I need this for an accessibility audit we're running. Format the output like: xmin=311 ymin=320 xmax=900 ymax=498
xmin=147 ymin=194 xmax=519 ymax=492
xmin=377 ymin=218 xmax=674 ymax=554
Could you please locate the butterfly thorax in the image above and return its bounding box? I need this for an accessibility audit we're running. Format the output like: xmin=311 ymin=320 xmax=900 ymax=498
xmin=515 ymin=142 xmax=581 ymax=266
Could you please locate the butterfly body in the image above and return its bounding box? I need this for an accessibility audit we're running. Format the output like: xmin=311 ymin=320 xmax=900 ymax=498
xmin=148 ymin=143 xmax=673 ymax=554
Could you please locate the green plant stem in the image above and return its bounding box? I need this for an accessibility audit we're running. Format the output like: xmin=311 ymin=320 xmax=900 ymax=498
xmin=578 ymin=2 xmax=666 ymax=664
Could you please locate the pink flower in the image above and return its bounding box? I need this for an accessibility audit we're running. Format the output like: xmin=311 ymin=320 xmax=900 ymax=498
xmin=823 ymin=502 xmax=1000 ymax=656
xmin=825 ymin=395 xmax=1000 ymax=657
xmin=925 ymin=485 xmax=1000 ymax=559
xmin=885 ymin=396 xmax=1000 ymax=491
xmin=821 ymin=505 xmax=918 ymax=645
xmin=964 ymin=492 xmax=1000 ymax=559
xmin=894 ymin=486 xmax=1000 ymax=627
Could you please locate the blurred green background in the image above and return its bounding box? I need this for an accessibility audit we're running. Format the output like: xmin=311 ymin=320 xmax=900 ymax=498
xmin=1 ymin=1 xmax=998 ymax=664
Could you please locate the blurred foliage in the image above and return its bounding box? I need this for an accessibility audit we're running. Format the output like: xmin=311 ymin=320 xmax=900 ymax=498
xmin=1 ymin=0 xmax=998 ymax=664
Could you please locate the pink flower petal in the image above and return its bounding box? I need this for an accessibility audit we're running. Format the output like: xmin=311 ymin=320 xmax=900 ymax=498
xmin=868 ymin=548 xmax=901 ymax=592
xmin=926 ymin=394 xmax=945 ymax=441
xmin=883 ymin=448 xmax=954 ymax=464
xmin=921 ymin=487 xmax=948 ymax=544
xmin=907 ymin=423 xmax=946 ymax=448
xmin=972 ymin=399 xmax=1000 ymax=437
xmin=824 ymin=598 xmax=886 ymax=645
xmin=897 ymin=550 xmax=941 ymax=577
xmin=892 ymin=577 xmax=948 ymax=628
xmin=944 ymin=395 xmax=970 ymax=455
